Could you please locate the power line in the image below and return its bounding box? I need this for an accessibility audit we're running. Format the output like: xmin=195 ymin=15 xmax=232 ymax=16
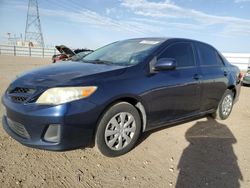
xmin=43 ymin=0 xmax=83 ymax=13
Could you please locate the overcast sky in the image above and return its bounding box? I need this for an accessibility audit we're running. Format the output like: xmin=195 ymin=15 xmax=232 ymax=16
xmin=0 ymin=0 xmax=250 ymax=52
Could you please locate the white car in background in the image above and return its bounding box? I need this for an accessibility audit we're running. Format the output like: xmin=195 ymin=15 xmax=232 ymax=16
xmin=242 ymin=67 xmax=250 ymax=86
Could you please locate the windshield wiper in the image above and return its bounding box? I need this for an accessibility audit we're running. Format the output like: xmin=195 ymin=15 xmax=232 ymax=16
xmin=89 ymin=59 xmax=114 ymax=65
xmin=81 ymin=59 xmax=127 ymax=66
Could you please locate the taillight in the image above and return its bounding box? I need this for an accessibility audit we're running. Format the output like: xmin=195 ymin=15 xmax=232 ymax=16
xmin=238 ymin=72 xmax=243 ymax=80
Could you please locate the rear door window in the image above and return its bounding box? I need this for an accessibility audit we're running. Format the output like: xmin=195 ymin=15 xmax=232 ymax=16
xmin=159 ymin=42 xmax=195 ymax=68
xmin=197 ymin=43 xmax=221 ymax=66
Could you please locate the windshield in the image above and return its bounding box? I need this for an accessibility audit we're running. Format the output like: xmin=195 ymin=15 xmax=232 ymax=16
xmin=71 ymin=51 xmax=92 ymax=61
xmin=82 ymin=39 xmax=164 ymax=66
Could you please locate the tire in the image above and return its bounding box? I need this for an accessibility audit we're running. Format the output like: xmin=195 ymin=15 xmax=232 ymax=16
xmin=212 ymin=89 xmax=234 ymax=120
xmin=95 ymin=102 xmax=141 ymax=157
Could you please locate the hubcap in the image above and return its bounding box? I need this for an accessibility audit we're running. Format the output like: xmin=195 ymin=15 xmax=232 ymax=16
xmin=222 ymin=94 xmax=233 ymax=116
xmin=104 ymin=112 xmax=136 ymax=151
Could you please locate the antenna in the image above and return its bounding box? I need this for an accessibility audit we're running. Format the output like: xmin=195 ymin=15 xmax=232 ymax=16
xmin=24 ymin=0 xmax=44 ymax=47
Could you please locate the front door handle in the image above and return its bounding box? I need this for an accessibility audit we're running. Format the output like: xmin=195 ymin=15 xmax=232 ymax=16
xmin=193 ymin=74 xmax=202 ymax=80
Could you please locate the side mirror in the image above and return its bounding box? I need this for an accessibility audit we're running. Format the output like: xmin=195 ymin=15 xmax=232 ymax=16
xmin=154 ymin=58 xmax=176 ymax=71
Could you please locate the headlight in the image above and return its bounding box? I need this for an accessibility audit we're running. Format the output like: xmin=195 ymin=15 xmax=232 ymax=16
xmin=36 ymin=86 xmax=97 ymax=105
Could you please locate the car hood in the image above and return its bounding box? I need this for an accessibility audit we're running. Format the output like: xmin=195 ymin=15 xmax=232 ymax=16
xmin=12 ymin=61 xmax=127 ymax=88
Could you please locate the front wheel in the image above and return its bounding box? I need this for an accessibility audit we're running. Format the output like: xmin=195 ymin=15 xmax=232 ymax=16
xmin=212 ymin=90 xmax=234 ymax=120
xmin=95 ymin=102 xmax=141 ymax=157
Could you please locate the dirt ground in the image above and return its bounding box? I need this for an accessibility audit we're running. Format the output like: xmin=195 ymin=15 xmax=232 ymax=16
xmin=0 ymin=55 xmax=250 ymax=188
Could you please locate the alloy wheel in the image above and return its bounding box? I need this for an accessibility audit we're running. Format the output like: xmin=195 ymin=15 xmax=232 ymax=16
xmin=221 ymin=94 xmax=233 ymax=116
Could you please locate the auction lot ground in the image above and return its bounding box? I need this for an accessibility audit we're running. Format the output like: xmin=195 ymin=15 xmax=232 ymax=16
xmin=0 ymin=55 xmax=250 ymax=188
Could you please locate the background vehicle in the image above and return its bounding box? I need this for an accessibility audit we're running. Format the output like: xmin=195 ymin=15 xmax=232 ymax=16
xmin=52 ymin=45 xmax=93 ymax=63
xmin=52 ymin=45 xmax=75 ymax=63
xmin=242 ymin=68 xmax=250 ymax=86
xmin=2 ymin=38 xmax=241 ymax=157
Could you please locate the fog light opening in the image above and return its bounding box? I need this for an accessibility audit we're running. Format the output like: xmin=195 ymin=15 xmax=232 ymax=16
xmin=44 ymin=124 xmax=61 ymax=143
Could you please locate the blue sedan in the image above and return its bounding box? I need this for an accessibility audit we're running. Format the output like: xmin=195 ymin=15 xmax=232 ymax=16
xmin=2 ymin=38 xmax=241 ymax=156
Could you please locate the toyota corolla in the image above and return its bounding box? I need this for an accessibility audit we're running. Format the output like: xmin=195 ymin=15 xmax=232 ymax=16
xmin=2 ymin=38 xmax=241 ymax=156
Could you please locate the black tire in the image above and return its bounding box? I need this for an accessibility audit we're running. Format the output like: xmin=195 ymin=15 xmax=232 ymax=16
xmin=212 ymin=89 xmax=234 ymax=120
xmin=95 ymin=102 xmax=141 ymax=157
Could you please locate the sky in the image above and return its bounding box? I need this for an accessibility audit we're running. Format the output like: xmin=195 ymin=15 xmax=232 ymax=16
xmin=0 ymin=0 xmax=250 ymax=52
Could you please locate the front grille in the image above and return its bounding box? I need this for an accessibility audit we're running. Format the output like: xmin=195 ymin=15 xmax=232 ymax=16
xmin=7 ymin=118 xmax=30 ymax=139
xmin=11 ymin=96 xmax=27 ymax=103
xmin=11 ymin=87 xmax=36 ymax=94
xmin=7 ymin=87 xmax=36 ymax=103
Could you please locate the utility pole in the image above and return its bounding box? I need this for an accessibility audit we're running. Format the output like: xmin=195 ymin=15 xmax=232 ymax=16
xmin=24 ymin=0 xmax=44 ymax=47
xmin=6 ymin=33 xmax=19 ymax=45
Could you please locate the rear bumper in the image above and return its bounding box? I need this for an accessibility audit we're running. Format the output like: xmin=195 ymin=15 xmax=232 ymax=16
xmin=234 ymin=82 xmax=241 ymax=104
xmin=2 ymin=95 xmax=100 ymax=151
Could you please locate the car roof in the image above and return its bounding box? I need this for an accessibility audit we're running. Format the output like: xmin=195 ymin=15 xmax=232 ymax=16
xmin=115 ymin=37 xmax=217 ymax=52
xmin=125 ymin=37 xmax=211 ymax=46
xmin=136 ymin=37 xmax=219 ymax=53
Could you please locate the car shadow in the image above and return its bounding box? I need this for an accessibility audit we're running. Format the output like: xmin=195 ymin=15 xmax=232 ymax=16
xmin=175 ymin=117 xmax=243 ymax=188
xmin=137 ymin=116 xmax=206 ymax=146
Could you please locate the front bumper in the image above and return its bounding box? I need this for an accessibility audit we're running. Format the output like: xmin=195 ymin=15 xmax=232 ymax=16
xmin=2 ymin=95 xmax=100 ymax=151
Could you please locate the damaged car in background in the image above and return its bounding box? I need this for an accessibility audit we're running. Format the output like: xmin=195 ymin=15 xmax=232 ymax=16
xmin=52 ymin=45 xmax=93 ymax=63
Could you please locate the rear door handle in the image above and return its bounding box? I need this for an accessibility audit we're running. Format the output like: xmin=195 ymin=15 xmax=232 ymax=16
xmin=193 ymin=74 xmax=202 ymax=80
xmin=224 ymin=71 xmax=228 ymax=76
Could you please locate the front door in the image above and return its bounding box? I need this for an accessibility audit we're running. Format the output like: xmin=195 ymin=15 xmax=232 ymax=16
xmin=146 ymin=42 xmax=201 ymax=127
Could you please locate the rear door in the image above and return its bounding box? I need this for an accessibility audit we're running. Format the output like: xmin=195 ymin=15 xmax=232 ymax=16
xmin=195 ymin=42 xmax=228 ymax=112
xmin=147 ymin=41 xmax=202 ymax=127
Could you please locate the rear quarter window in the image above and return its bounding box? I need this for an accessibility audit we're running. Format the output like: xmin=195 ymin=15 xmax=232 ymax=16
xmin=216 ymin=53 xmax=225 ymax=66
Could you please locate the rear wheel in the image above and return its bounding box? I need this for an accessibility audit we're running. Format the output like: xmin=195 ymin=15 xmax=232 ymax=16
xmin=95 ymin=102 xmax=141 ymax=157
xmin=212 ymin=89 xmax=234 ymax=120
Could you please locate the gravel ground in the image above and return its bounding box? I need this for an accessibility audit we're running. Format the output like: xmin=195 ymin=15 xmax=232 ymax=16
xmin=0 ymin=55 xmax=250 ymax=188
